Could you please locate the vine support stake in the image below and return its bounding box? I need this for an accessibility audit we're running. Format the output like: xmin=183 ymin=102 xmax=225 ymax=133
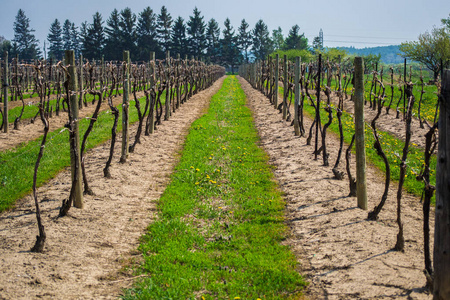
xmin=434 ymin=69 xmax=450 ymax=299
xmin=148 ymin=51 xmax=155 ymax=134
xmin=282 ymin=55 xmax=288 ymax=120
xmin=294 ymin=56 xmax=300 ymax=136
xmin=354 ymin=57 xmax=367 ymax=210
xmin=274 ymin=54 xmax=279 ymax=109
xmin=121 ymin=50 xmax=130 ymax=163
xmin=66 ymin=50 xmax=83 ymax=208
xmin=3 ymin=51 xmax=8 ymax=133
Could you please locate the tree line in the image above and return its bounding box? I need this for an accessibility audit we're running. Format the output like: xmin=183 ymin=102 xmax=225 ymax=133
xmin=1 ymin=7 xmax=310 ymax=71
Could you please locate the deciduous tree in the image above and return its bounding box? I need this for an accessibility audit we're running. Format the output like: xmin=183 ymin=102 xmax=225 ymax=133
xmin=400 ymin=26 xmax=450 ymax=80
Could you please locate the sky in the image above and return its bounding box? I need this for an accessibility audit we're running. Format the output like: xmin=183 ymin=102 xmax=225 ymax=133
xmin=0 ymin=0 xmax=449 ymax=53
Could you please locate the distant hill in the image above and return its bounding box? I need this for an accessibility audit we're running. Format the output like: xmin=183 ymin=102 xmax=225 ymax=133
xmin=336 ymin=45 xmax=403 ymax=64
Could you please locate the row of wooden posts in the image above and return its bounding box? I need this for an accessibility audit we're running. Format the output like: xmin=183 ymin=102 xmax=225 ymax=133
xmin=239 ymin=54 xmax=450 ymax=299
xmin=239 ymin=54 xmax=368 ymax=209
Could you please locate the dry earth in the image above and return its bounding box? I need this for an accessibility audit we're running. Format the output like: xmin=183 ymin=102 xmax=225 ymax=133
xmin=243 ymin=77 xmax=432 ymax=299
xmin=0 ymin=77 xmax=224 ymax=300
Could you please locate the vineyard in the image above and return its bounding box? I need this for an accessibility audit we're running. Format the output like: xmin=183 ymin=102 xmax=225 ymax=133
xmin=0 ymin=49 xmax=449 ymax=299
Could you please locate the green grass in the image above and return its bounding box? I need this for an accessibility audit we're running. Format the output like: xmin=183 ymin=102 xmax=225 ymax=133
xmin=123 ymin=76 xmax=306 ymax=299
xmin=0 ymin=92 xmax=164 ymax=212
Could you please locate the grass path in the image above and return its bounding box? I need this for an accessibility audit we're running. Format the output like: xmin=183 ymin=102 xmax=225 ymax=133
xmin=124 ymin=76 xmax=306 ymax=299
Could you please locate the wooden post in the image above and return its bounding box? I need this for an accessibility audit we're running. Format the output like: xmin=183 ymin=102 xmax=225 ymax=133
xmin=3 ymin=51 xmax=8 ymax=133
xmin=164 ymin=51 xmax=171 ymax=121
xmin=149 ymin=51 xmax=155 ymax=134
xmin=315 ymin=54 xmax=322 ymax=160
xmin=65 ymin=50 xmax=83 ymax=208
xmin=79 ymin=54 xmax=83 ymax=108
xmin=294 ymin=56 xmax=300 ymax=136
xmin=274 ymin=54 xmax=279 ymax=109
xmin=283 ymin=55 xmax=288 ymax=120
xmin=354 ymin=57 xmax=368 ymax=210
xmin=434 ymin=69 xmax=450 ymax=299
xmin=403 ymin=58 xmax=407 ymax=120
xmin=120 ymin=50 xmax=130 ymax=163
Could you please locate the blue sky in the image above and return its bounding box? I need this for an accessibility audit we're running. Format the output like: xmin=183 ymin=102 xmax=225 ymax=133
xmin=0 ymin=0 xmax=449 ymax=51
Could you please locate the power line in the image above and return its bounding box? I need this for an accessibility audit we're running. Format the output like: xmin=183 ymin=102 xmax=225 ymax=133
xmin=324 ymin=40 xmax=401 ymax=45
xmin=326 ymin=34 xmax=411 ymax=40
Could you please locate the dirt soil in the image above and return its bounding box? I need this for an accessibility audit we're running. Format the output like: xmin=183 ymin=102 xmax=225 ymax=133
xmin=0 ymin=77 xmax=224 ymax=300
xmin=242 ymin=77 xmax=432 ymax=299
xmin=0 ymin=91 xmax=145 ymax=153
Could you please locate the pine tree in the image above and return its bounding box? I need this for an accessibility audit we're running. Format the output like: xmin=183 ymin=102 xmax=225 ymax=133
xmin=70 ymin=22 xmax=80 ymax=57
xmin=48 ymin=19 xmax=63 ymax=60
xmin=0 ymin=36 xmax=12 ymax=54
xmin=119 ymin=7 xmax=137 ymax=56
xmin=80 ymin=21 xmax=89 ymax=56
xmin=252 ymin=19 xmax=272 ymax=61
xmin=187 ymin=7 xmax=206 ymax=58
xmin=13 ymin=9 xmax=41 ymax=59
xmin=220 ymin=18 xmax=241 ymax=72
xmin=83 ymin=12 xmax=105 ymax=60
xmin=171 ymin=16 xmax=187 ymax=59
xmin=104 ymin=9 xmax=122 ymax=60
xmin=62 ymin=20 xmax=72 ymax=51
xmin=206 ymin=18 xmax=220 ymax=63
xmin=283 ymin=25 xmax=308 ymax=50
xmin=136 ymin=6 xmax=160 ymax=60
xmin=156 ymin=6 xmax=173 ymax=54
xmin=237 ymin=19 xmax=251 ymax=63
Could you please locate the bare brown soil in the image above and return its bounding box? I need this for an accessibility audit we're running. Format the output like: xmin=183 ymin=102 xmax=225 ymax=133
xmin=0 ymin=77 xmax=224 ymax=300
xmin=0 ymin=91 xmax=144 ymax=152
xmin=243 ymin=77 xmax=432 ymax=299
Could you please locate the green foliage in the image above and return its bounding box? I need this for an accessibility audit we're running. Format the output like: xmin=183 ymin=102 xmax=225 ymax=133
xmin=205 ymin=18 xmax=220 ymax=63
xmin=282 ymin=25 xmax=308 ymax=51
xmin=156 ymin=6 xmax=173 ymax=53
xmin=83 ymin=12 xmax=105 ymax=60
xmin=252 ymin=19 xmax=272 ymax=61
xmin=220 ymin=18 xmax=241 ymax=71
xmin=124 ymin=76 xmax=306 ymax=299
xmin=13 ymin=9 xmax=41 ymax=59
xmin=400 ymin=26 xmax=450 ymax=79
xmin=270 ymin=49 xmax=314 ymax=63
xmin=47 ymin=19 xmax=63 ymax=60
xmin=315 ymin=48 xmax=348 ymax=63
xmin=237 ymin=19 xmax=252 ymax=63
xmin=136 ymin=7 xmax=161 ymax=60
xmin=271 ymin=26 xmax=284 ymax=51
xmin=187 ymin=7 xmax=207 ymax=59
